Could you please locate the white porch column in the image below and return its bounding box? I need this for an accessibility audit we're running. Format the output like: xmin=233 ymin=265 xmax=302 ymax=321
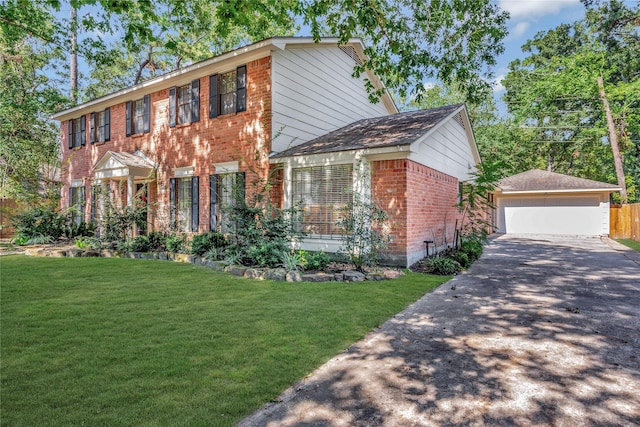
xmin=127 ymin=175 xmax=134 ymax=207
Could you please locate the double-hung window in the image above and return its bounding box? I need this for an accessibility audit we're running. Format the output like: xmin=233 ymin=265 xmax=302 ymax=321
xmin=292 ymin=164 xmax=353 ymax=239
xmin=67 ymin=116 xmax=86 ymax=149
xmin=125 ymin=95 xmax=150 ymax=136
xmin=69 ymin=185 xmax=86 ymax=226
xmin=169 ymin=175 xmax=199 ymax=232
xmin=209 ymin=172 xmax=245 ymax=233
xmin=209 ymin=65 xmax=246 ymax=118
xmin=169 ymin=79 xmax=200 ymax=127
xmin=90 ymin=108 xmax=110 ymax=143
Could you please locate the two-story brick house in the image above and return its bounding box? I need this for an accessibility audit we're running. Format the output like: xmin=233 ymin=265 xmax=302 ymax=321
xmin=52 ymin=37 xmax=479 ymax=267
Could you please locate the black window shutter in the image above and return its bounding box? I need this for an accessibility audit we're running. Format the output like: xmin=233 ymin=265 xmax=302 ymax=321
xmin=90 ymin=113 xmax=95 ymax=144
xmin=191 ymin=79 xmax=200 ymax=123
xmin=191 ymin=176 xmax=199 ymax=232
xmin=169 ymin=87 xmax=177 ymax=127
xmin=237 ymin=172 xmax=246 ymax=204
xmin=236 ymin=65 xmax=247 ymax=113
xmin=90 ymin=186 xmax=96 ymax=223
xmin=209 ymin=174 xmax=218 ymax=231
xmin=80 ymin=115 xmax=86 ymax=146
xmin=125 ymin=101 xmax=132 ymax=136
xmin=68 ymin=120 xmax=73 ymax=149
xmin=169 ymin=178 xmax=176 ymax=229
xmin=69 ymin=187 xmax=74 ymax=208
xmin=104 ymin=108 xmax=110 ymax=141
xmin=143 ymin=95 xmax=150 ymax=133
xmin=209 ymin=74 xmax=218 ymax=118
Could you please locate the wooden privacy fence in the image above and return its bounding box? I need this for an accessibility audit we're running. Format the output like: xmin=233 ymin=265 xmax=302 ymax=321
xmin=610 ymin=203 xmax=640 ymax=241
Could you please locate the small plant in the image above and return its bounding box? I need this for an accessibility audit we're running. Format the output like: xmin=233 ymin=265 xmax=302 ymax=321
xmin=281 ymin=251 xmax=303 ymax=272
xmin=448 ymin=249 xmax=470 ymax=269
xmin=302 ymin=250 xmax=331 ymax=271
xmin=75 ymin=236 xmax=103 ymax=250
xmin=425 ymin=257 xmax=462 ymax=275
xmin=248 ymin=241 xmax=288 ymax=268
xmin=166 ymin=234 xmax=187 ymax=254
xmin=191 ymin=232 xmax=228 ymax=256
xmin=460 ymin=237 xmax=483 ymax=262
xmin=146 ymin=231 xmax=168 ymax=251
xmin=204 ymin=247 xmax=223 ymax=261
xmin=128 ymin=235 xmax=151 ymax=252
xmin=223 ymin=248 xmax=243 ymax=266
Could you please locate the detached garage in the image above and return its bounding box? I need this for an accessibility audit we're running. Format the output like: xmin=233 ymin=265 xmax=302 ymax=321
xmin=494 ymin=169 xmax=621 ymax=236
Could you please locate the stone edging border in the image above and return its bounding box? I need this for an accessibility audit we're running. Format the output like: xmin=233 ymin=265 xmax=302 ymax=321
xmin=23 ymin=246 xmax=404 ymax=283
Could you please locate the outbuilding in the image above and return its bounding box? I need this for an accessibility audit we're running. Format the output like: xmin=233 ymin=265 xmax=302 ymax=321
xmin=494 ymin=169 xmax=621 ymax=236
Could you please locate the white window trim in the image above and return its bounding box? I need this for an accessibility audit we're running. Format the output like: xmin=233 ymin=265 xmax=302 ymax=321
xmin=174 ymin=166 xmax=194 ymax=178
xmin=71 ymin=179 xmax=83 ymax=187
xmin=213 ymin=161 xmax=239 ymax=174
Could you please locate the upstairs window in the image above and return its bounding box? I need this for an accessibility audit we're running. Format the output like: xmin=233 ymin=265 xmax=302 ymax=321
xmin=169 ymin=79 xmax=200 ymax=127
xmin=126 ymin=95 xmax=150 ymax=136
xmin=90 ymin=108 xmax=110 ymax=144
xmin=67 ymin=116 xmax=86 ymax=149
xmin=209 ymin=65 xmax=246 ymax=118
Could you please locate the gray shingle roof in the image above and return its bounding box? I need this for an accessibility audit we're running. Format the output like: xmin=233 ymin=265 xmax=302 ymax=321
xmin=497 ymin=169 xmax=621 ymax=193
xmin=107 ymin=151 xmax=155 ymax=169
xmin=271 ymin=104 xmax=464 ymax=158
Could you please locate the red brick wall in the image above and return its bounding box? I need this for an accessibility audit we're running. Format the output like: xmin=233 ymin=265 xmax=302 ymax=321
xmin=372 ymin=159 xmax=461 ymax=266
xmin=60 ymin=56 xmax=272 ymax=233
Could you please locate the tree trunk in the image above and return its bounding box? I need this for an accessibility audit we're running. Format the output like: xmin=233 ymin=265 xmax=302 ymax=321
xmin=597 ymin=76 xmax=627 ymax=201
xmin=70 ymin=7 xmax=78 ymax=103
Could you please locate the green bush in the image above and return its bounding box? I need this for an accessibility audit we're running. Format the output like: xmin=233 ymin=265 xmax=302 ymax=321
xmin=12 ymin=206 xmax=68 ymax=242
xmin=448 ymin=250 xmax=470 ymax=269
xmin=302 ymin=250 xmax=332 ymax=271
xmin=460 ymin=238 xmax=483 ymax=262
xmin=166 ymin=234 xmax=187 ymax=254
xmin=248 ymin=241 xmax=288 ymax=268
xmin=128 ymin=235 xmax=151 ymax=252
xmin=426 ymin=257 xmax=462 ymax=275
xmin=146 ymin=231 xmax=167 ymax=251
xmin=191 ymin=232 xmax=228 ymax=256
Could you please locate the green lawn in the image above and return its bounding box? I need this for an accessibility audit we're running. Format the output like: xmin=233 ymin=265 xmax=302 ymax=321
xmin=0 ymin=256 xmax=448 ymax=426
xmin=616 ymin=239 xmax=640 ymax=252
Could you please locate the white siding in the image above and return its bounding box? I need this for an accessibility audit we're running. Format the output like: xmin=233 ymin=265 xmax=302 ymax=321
xmin=271 ymin=46 xmax=390 ymax=153
xmin=409 ymin=118 xmax=476 ymax=181
xmin=496 ymin=194 xmax=611 ymax=236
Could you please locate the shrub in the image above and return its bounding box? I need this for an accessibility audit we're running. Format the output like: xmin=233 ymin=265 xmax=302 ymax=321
xmin=12 ymin=206 xmax=69 ymax=242
xmin=166 ymin=234 xmax=187 ymax=254
xmin=128 ymin=235 xmax=151 ymax=252
xmin=460 ymin=238 xmax=483 ymax=262
xmin=426 ymin=257 xmax=462 ymax=275
xmin=337 ymin=194 xmax=390 ymax=272
xmin=191 ymin=232 xmax=228 ymax=256
xmin=146 ymin=231 xmax=167 ymax=251
xmin=449 ymin=250 xmax=470 ymax=269
xmin=302 ymin=250 xmax=332 ymax=271
xmin=248 ymin=241 xmax=288 ymax=268
xmin=204 ymin=247 xmax=224 ymax=261
xmin=281 ymin=251 xmax=303 ymax=272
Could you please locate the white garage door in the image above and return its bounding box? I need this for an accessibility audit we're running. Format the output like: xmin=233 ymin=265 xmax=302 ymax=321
xmin=497 ymin=196 xmax=607 ymax=236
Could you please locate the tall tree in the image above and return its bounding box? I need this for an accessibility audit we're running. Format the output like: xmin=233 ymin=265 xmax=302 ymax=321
xmin=502 ymin=0 xmax=639 ymax=202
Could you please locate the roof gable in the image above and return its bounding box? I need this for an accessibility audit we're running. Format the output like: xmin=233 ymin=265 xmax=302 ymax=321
xmin=497 ymin=169 xmax=621 ymax=193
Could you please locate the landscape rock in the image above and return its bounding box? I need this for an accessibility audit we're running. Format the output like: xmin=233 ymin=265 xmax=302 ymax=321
xmin=67 ymin=248 xmax=83 ymax=258
xmin=286 ymin=270 xmax=302 ymax=282
xmin=244 ymin=268 xmax=265 ymax=280
xmin=342 ymin=270 xmax=365 ymax=282
xmin=228 ymin=266 xmax=247 ymax=277
xmin=82 ymin=250 xmax=101 ymax=257
xmin=383 ymin=269 xmax=404 ymax=279
xmin=265 ymin=268 xmax=286 ymax=281
xmin=302 ymin=272 xmax=334 ymax=282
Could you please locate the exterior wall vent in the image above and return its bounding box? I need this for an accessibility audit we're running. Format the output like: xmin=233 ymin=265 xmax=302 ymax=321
xmin=339 ymin=46 xmax=363 ymax=66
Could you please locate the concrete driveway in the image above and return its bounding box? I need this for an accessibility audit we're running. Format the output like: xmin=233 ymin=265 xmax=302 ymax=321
xmin=239 ymin=235 xmax=640 ymax=426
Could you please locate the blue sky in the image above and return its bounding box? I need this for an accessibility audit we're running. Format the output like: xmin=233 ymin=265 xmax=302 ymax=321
xmin=493 ymin=0 xmax=588 ymax=94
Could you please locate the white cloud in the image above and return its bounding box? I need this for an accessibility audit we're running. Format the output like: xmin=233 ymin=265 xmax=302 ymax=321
xmin=493 ymin=74 xmax=506 ymax=93
xmin=511 ymin=21 xmax=531 ymax=37
xmin=499 ymin=0 xmax=581 ymax=19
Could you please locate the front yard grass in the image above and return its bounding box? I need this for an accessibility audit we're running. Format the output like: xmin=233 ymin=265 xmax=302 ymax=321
xmin=1 ymin=256 xmax=448 ymax=426
xmin=616 ymin=238 xmax=640 ymax=252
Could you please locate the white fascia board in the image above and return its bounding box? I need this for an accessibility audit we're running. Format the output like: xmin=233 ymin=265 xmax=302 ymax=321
xmin=496 ymin=188 xmax=621 ymax=195
xmin=269 ymin=145 xmax=411 ymax=167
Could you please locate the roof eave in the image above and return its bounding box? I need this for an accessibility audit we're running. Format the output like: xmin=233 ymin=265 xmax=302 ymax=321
xmin=496 ymin=188 xmax=622 ymax=195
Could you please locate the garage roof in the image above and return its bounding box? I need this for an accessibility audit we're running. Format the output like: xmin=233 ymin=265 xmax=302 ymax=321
xmin=496 ymin=169 xmax=621 ymax=194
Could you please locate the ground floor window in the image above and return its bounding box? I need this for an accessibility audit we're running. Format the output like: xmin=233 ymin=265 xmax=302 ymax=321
xmin=170 ymin=176 xmax=199 ymax=232
xmin=292 ymin=164 xmax=353 ymax=239
xmin=210 ymin=172 xmax=245 ymax=234
xmin=69 ymin=186 xmax=86 ymax=226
